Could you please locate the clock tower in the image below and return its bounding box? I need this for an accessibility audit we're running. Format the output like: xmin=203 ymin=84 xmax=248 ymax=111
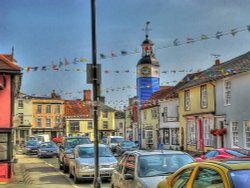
xmin=136 ymin=22 xmax=160 ymax=105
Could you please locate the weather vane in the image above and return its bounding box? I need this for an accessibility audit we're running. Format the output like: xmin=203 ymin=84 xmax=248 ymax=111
xmin=142 ymin=21 xmax=152 ymax=39
xmin=210 ymin=53 xmax=221 ymax=59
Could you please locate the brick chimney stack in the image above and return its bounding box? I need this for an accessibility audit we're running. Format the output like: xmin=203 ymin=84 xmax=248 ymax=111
xmin=215 ymin=59 xmax=220 ymax=65
xmin=83 ymin=90 xmax=91 ymax=101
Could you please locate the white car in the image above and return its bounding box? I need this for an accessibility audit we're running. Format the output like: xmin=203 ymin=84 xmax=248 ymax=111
xmin=68 ymin=144 xmax=117 ymax=184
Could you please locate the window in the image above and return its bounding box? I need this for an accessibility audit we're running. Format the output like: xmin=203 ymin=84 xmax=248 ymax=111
xmin=88 ymin=121 xmax=93 ymax=129
xmin=36 ymin=118 xmax=42 ymax=128
xmin=193 ymin=168 xmax=224 ymax=188
xmin=18 ymin=113 xmax=24 ymax=125
xmin=203 ymin=118 xmax=213 ymax=146
xmin=184 ymin=90 xmax=190 ymax=111
xmin=145 ymin=130 xmax=153 ymax=144
xmin=163 ymin=107 xmax=168 ymax=122
xmin=171 ymin=128 xmax=179 ymax=145
xmin=244 ymin=121 xmax=250 ymax=148
xmin=103 ymin=111 xmax=108 ymax=118
xmin=0 ymin=133 xmax=8 ymax=161
xmin=187 ymin=120 xmax=196 ymax=145
xmin=200 ymin=85 xmax=207 ymax=108
xmin=164 ymin=128 xmax=170 ymax=145
xmin=46 ymin=118 xmax=51 ymax=128
xmin=119 ymin=122 xmax=123 ymax=129
xmin=232 ymin=122 xmax=239 ymax=146
xmin=55 ymin=116 xmax=61 ymax=127
xmin=18 ymin=99 xmax=24 ymax=109
xmin=103 ymin=121 xmax=108 ymax=129
xmin=172 ymin=168 xmax=194 ymax=188
xmin=151 ymin=109 xmax=157 ymax=119
xmin=46 ymin=105 xmax=51 ymax=113
xmin=70 ymin=121 xmax=79 ymax=132
xmin=143 ymin=111 xmax=147 ymax=120
xmin=55 ymin=105 xmax=60 ymax=114
xmin=224 ymin=80 xmax=231 ymax=105
xmin=37 ymin=105 xmax=42 ymax=113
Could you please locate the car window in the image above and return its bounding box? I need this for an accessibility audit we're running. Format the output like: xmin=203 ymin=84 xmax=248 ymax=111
xmin=230 ymin=170 xmax=250 ymax=188
xmin=78 ymin=146 xmax=113 ymax=158
xmin=64 ymin=138 xmax=91 ymax=148
xmin=117 ymin=154 xmax=128 ymax=173
xmin=111 ymin=137 xmax=124 ymax=144
xmin=138 ymin=154 xmax=194 ymax=177
xmin=26 ymin=141 xmax=39 ymax=146
xmin=172 ymin=167 xmax=194 ymax=188
xmin=124 ymin=154 xmax=136 ymax=177
xmin=40 ymin=142 xmax=57 ymax=148
xmin=121 ymin=141 xmax=136 ymax=147
xmin=192 ymin=167 xmax=224 ymax=188
xmin=205 ymin=151 xmax=219 ymax=158
xmin=225 ymin=149 xmax=247 ymax=157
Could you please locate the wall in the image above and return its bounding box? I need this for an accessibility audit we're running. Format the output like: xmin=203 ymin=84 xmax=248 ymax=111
xmin=0 ymin=75 xmax=11 ymax=127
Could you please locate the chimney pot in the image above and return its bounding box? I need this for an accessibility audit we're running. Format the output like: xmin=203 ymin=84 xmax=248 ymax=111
xmin=215 ymin=59 xmax=220 ymax=65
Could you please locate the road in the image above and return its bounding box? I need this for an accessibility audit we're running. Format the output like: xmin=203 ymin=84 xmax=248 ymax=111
xmin=41 ymin=156 xmax=111 ymax=188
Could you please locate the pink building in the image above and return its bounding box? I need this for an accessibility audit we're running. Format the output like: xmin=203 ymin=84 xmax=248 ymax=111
xmin=0 ymin=54 xmax=21 ymax=182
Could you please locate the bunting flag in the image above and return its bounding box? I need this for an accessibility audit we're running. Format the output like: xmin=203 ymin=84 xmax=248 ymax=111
xmin=121 ymin=51 xmax=128 ymax=55
xmin=201 ymin=34 xmax=209 ymax=40
xmin=216 ymin=31 xmax=223 ymax=39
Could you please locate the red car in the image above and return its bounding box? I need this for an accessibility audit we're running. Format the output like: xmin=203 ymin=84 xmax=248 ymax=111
xmin=195 ymin=148 xmax=250 ymax=161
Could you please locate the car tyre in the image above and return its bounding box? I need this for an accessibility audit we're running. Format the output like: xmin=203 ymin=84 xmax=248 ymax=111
xmin=73 ymin=172 xmax=80 ymax=184
xmin=63 ymin=163 xmax=69 ymax=173
xmin=69 ymin=169 xmax=73 ymax=178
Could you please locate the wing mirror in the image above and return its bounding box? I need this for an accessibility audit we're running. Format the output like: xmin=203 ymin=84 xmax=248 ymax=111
xmin=124 ymin=174 xmax=134 ymax=180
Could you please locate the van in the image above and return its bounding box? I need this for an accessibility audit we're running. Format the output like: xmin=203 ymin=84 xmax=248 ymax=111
xmin=36 ymin=134 xmax=50 ymax=144
xmin=106 ymin=136 xmax=125 ymax=153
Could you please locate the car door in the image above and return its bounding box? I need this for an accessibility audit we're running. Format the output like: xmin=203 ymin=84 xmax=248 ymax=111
xmin=112 ymin=153 xmax=128 ymax=188
xmin=122 ymin=154 xmax=137 ymax=188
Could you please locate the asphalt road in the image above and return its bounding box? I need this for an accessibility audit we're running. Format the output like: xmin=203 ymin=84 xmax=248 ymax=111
xmin=41 ymin=156 xmax=111 ymax=188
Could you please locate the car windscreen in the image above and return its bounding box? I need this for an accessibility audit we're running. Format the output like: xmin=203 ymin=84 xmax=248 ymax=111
xmin=65 ymin=138 xmax=91 ymax=148
xmin=40 ymin=142 xmax=57 ymax=148
xmin=225 ymin=149 xmax=248 ymax=157
xmin=111 ymin=138 xmax=124 ymax=143
xmin=78 ymin=146 xmax=113 ymax=158
xmin=138 ymin=154 xmax=194 ymax=177
xmin=230 ymin=170 xmax=250 ymax=188
xmin=26 ymin=141 xmax=39 ymax=146
xmin=121 ymin=141 xmax=136 ymax=147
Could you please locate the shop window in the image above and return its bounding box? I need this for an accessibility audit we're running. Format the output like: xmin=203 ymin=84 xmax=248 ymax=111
xmin=0 ymin=133 xmax=8 ymax=161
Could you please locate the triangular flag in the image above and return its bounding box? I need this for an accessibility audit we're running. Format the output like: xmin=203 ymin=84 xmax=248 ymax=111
xmin=100 ymin=54 xmax=106 ymax=59
xmin=201 ymin=34 xmax=208 ymax=40
xmin=64 ymin=58 xmax=70 ymax=66
xmin=216 ymin=31 xmax=223 ymax=39
xmin=121 ymin=51 xmax=128 ymax=55
xmin=173 ymin=38 xmax=179 ymax=46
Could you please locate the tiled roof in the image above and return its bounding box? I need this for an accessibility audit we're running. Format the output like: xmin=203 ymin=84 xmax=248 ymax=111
xmin=64 ymin=100 xmax=91 ymax=118
xmin=0 ymin=54 xmax=20 ymax=73
xmin=177 ymin=51 xmax=250 ymax=91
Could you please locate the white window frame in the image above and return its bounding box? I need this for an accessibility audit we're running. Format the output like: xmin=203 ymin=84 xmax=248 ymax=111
xmin=184 ymin=90 xmax=190 ymax=111
xmin=102 ymin=111 xmax=108 ymax=118
xmin=46 ymin=118 xmax=51 ymax=128
xmin=244 ymin=121 xmax=250 ymax=148
xmin=203 ymin=118 xmax=213 ymax=146
xmin=55 ymin=105 xmax=60 ymax=114
xmin=103 ymin=121 xmax=108 ymax=129
xmin=171 ymin=128 xmax=179 ymax=145
xmin=36 ymin=118 xmax=42 ymax=128
xmin=88 ymin=121 xmax=93 ymax=129
xmin=46 ymin=105 xmax=51 ymax=114
xmin=151 ymin=109 xmax=157 ymax=119
xmin=187 ymin=119 xmax=196 ymax=145
xmin=37 ymin=105 xmax=42 ymax=114
xmin=232 ymin=121 xmax=239 ymax=146
xmin=18 ymin=99 xmax=24 ymax=109
xmin=143 ymin=111 xmax=147 ymax=120
xmin=224 ymin=80 xmax=231 ymax=105
xmin=163 ymin=107 xmax=168 ymax=122
xmin=55 ymin=116 xmax=61 ymax=127
xmin=18 ymin=113 xmax=24 ymax=125
xmin=145 ymin=130 xmax=153 ymax=144
xmin=201 ymin=85 xmax=207 ymax=108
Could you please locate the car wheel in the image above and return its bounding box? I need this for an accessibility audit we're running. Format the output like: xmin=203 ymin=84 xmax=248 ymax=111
xmin=69 ymin=168 xmax=73 ymax=178
xmin=73 ymin=171 xmax=80 ymax=184
xmin=63 ymin=163 xmax=69 ymax=173
xmin=58 ymin=159 xmax=63 ymax=170
xmin=111 ymin=184 xmax=115 ymax=188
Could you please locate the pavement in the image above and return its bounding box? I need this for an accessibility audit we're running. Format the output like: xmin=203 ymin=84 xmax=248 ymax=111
xmin=0 ymin=153 xmax=77 ymax=188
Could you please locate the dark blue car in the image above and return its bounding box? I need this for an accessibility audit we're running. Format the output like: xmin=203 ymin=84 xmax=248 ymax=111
xmin=24 ymin=140 xmax=40 ymax=155
xmin=37 ymin=141 xmax=59 ymax=158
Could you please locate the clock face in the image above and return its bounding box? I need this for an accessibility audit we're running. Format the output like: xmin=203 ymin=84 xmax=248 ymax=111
xmin=140 ymin=66 xmax=151 ymax=77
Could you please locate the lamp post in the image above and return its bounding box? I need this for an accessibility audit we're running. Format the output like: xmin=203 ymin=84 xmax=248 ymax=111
xmin=90 ymin=0 xmax=101 ymax=187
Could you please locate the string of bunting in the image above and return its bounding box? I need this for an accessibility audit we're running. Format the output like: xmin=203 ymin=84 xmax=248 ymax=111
xmin=19 ymin=25 xmax=250 ymax=72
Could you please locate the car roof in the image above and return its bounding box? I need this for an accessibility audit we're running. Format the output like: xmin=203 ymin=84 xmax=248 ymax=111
xmin=108 ymin=136 xmax=124 ymax=138
xmin=123 ymin=149 xmax=191 ymax=156
xmin=192 ymin=159 xmax=250 ymax=170
xmin=75 ymin=144 xmax=107 ymax=148
xmin=64 ymin=136 xmax=90 ymax=139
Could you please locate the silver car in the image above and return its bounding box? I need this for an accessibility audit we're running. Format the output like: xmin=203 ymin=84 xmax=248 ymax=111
xmin=111 ymin=150 xmax=194 ymax=188
xmin=68 ymin=144 xmax=117 ymax=184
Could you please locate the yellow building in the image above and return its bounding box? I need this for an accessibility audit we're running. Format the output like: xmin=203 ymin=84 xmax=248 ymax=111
xmin=32 ymin=90 xmax=64 ymax=138
xmin=177 ymin=73 xmax=215 ymax=153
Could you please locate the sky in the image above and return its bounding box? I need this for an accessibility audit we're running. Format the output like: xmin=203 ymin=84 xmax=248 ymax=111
xmin=1 ymin=0 xmax=250 ymax=110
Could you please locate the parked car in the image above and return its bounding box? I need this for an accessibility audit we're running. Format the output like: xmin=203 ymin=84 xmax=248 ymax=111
xmin=106 ymin=136 xmax=125 ymax=153
xmin=37 ymin=141 xmax=59 ymax=158
xmin=23 ymin=140 xmax=40 ymax=155
xmin=115 ymin=140 xmax=138 ymax=156
xmin=111 ymin=150 xmax=194 ymax=188
xmin=195 ymin=148 xmax=250 ymax=161
xmin=156 ymin=159 xmax=250 ymax=188
xmin=58 ymin=136 xmax=91 ymax=173
xmin=101 ymin=136 xmax=107 ymax=144
xmin=68 ymin=144 xmax=117 ymax=184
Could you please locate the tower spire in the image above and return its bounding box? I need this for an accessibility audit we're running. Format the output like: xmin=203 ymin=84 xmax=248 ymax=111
xmin=143 ymin=21 xmax=151 ymax=40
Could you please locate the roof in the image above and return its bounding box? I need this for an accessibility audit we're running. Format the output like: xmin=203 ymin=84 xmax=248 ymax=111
xmin=98 ymin=101 xmax=116 ymax=112
xmin=64 ymin=100 xmax=91 ymax=118
xmin=0 ymin=54 xmax=20 ymax=73
xmin=177 ymin=51 xmax=250 ymax=91
xmin=137 ymin=55 xmax=159 ymax=66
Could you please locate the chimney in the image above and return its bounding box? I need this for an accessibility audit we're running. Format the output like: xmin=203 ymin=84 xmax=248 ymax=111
xmin=215 ymin=59 xmax=220 ymax=65
xmin=83 ymin=90 xmax=91 ymax=101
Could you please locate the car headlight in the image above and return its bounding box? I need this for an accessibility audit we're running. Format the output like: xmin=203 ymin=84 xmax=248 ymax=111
xmin=26 ymin=148 xmax=31 ymax=150
xmin=109 ymin=163 xmax=117 ymax=168
xmin=79 ymin=164 xmax=94 ymax=170
xmin=41 ymin=150 xmax=47 ymax=153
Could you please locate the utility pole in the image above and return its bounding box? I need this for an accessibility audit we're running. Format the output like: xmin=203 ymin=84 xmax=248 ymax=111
xmin=90 ymin=0 xmax=101 ymax=187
